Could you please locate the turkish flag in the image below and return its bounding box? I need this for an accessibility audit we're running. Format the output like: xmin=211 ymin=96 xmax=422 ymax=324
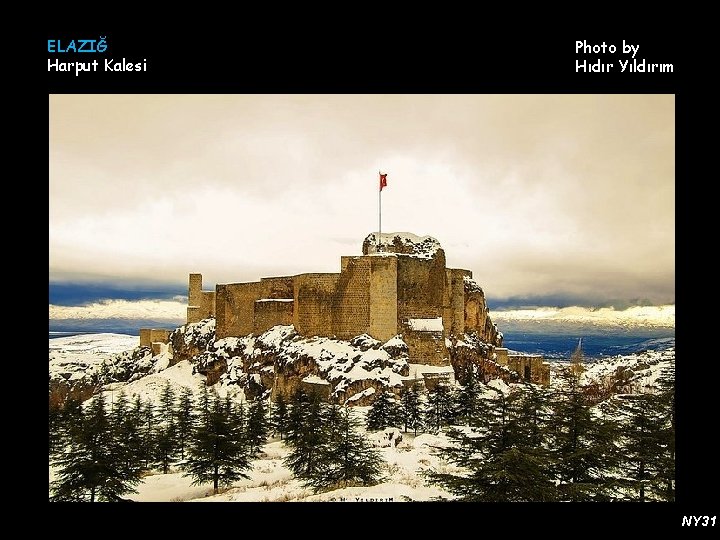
xmin=379 ymin=172 xmax=388 ymax=191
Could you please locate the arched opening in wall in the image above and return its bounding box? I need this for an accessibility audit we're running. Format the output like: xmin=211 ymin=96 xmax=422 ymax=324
xmin=524 ymin=365 xmax=531 ymax=382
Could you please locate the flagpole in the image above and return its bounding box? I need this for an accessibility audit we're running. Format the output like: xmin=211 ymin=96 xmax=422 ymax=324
xmin=378 ymin=170 xmax=382 ymax=251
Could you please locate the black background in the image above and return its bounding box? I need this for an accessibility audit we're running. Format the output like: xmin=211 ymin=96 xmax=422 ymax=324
xmin=43 ymin=24 xmax=701 ymax=532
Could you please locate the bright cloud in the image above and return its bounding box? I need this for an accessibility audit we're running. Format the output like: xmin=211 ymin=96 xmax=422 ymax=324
xmin=492 ymin=305 xmax=675 ymax=328
xmin=49 ymin=94 xmax=674 ymax=306
xmin=49 ymin=298 xmax=186 ymax=320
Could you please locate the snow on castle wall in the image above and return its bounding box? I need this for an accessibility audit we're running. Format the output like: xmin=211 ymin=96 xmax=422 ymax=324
xmin=188 ymin=232 xmax=503 ymax=369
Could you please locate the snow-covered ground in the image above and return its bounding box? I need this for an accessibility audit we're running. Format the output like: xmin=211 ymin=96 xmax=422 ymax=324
xmin=577 ymin=347 xmax=674 ymax=392
xmin=107 ymin=431 xmax=455 ymax=502
xmin=49 ymin=333 xmax=674 ymax=502
xmin=49 ymin=333 xmax=140 ymax=382
xmin=99 ymin=359 xmax=208 ymax=404
xmin=49 ymin=332 xmax=139 ymax=357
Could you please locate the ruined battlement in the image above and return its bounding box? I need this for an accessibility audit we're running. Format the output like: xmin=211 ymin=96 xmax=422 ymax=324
xmin=495 ymin=348 xmax=551 ymax=386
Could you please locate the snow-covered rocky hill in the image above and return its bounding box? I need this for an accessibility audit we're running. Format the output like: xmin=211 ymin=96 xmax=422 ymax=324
xmin=49 ymin=331 xmax=674 ymax=502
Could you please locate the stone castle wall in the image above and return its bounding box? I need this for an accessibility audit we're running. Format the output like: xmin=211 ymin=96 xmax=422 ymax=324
xmin=445 ymin=268 xmax=471 ymax=337
xmin=495 ymin=348 xmax=550 ymax=385
xmin=254 ymin=299 xmax=294 ymax=335
xmin=368 ymin=256 xmax=398 ymax=342
xmin=186 ymin=234 xmax=508 ymax=372
xmin=396 ymin=253 xmax=446 ymax=322
xmin=293 ymin=273 xmax=340 ymax=337
xmin=139 ymin=328 xmax=171 ymax=347
xmin=190 ymin=253 xmax=482 ymax=367
xmin=187 ymin=273 xmax=216 ymax=323
xmin=333 ymin=257 xmax=371 ymax=339
xmin=402 ymin=326 xmax=449 ymax=366
xmin=216 ymin=276 xmax=294 ymax=339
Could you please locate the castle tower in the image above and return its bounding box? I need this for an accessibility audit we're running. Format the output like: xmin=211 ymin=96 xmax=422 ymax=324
xmin=187 ymin=273 xmax=202 ymax=324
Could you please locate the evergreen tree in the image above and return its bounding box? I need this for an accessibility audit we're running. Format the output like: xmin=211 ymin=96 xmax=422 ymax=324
xmin=175 ymin=386 xmax=196 ymax=461
xmin=514 ymin=383 xmax=552 ymax=448
xmin=109 ymin=391 xmax=140 ymax=478
xmin=655 ymin=361 xmax=675 ymax=501
xmin=454 ymin=370 xmax=483 ymax=427
xmin=231 ymin=398 xmax=247 ymax=435
xmin=429 ymin=387 xmax=556 ymax=501
xmin=424 ymin=383 xmax=455 ymax=432
xmin=155 ymin=382 xmax=178 ymax=474
xmin=59 ymin=397 xmax=84 ymax=451
xmin=120 ymin=395 xmax=146 ymax=474
xmin=246 ymin=398 xmax=271 ymax=455
xmin=615 ymin=392 xmax=668 ymax=502
xmin=314 ymin=407 xmax=383 ymax=491
xmin=49 ymin=403 xmax=64 ymax=458
xmin=197 ymin=384 xmax=212 ymax=429
xmin=183 ymin=391 xmax=251 ymax=495
xmin=284 ymin=389 xmax=327 ymax=482
xmin=51 ymin=393 xmax=141 ymax=501
xmin=400 ymin=383 xmax=424 ymax=435
xmin=139 ymin=399 xmax=157 ymax=470
xmin=270 ymin=392 xmax=289 ymax=440
xmin=366 ymin=391 xmax=400 ymax=431
xmin=548 ymin=367 xmax=620 ymax=501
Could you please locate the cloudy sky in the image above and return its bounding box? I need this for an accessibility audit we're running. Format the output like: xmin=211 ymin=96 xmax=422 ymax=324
xmin=49 ymin=94 xmax=674 ymax=323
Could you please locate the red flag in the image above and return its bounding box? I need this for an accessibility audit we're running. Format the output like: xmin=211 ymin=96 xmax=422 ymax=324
xmin=379 ymin=171 xmax=388 ymax=191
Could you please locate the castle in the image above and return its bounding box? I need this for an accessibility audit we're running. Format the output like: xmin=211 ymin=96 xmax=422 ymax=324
xmin=188 ymin=233 xmax=499 ymax=361
xmin=150 ymin=232 xmax=549 ymax=386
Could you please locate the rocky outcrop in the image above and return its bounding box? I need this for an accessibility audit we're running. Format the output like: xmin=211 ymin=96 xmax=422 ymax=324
xmin=170 ymin=318 xmax=216 ymax=364
xmin=169 ymin=321 xmax=410 ymax=404
xmin=49 ymin=373 xmax=99 ymax=410
xmin=166 ymin=316 xmax=515 ymax=404
xmin=463 ymin=276 xmax=503 ymax=348
xmin=49 ymin=345 xmax=155 ymax=409
xmin=448 ymin=331 xmax=517 ymax=386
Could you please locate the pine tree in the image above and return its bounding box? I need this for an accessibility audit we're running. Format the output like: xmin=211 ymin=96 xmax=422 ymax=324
xmin=510 ymin=383 xmax=556 ymax=498
xmin=183 ymin=391 xmax=251 ymax=495
xmin=514 ymin=383 xmax=552 ymax=448
xmin=548 ymin=367 xmax=620 ymax=501
xmin=429 ymin=387 xmax=556 ymax=501
xmin=425 ymin=383 xmax=455 ymax=432
xmin=246 ymin=398 xmax=271 ymax=455
xmin=655 ymin=361 xmax=675 ymax=501
xmin=314 ymin=407 xmax=383 ymax=491
xmin=400 ymin=383 xmax=424 ymax=435
xmin=120 ymin=395 xmax=146 ymax=474
xmin=175 ymin=386 xmax=195 ymax=461
xmin=232 ymin=398 xmax=247 ymax=435
xmin=51 ymin=392 xmax=141 ymax=501
xmin=109 ymin=391 xmax=140 ymax=479
xmin=155 ymin=382 xmax=178 ymax=474
xmin=139 ymin=399 xmax=157 ymax=470
xmin=59 ymin=397 xmax=84 ymax=451
xmin=270 ymin=392 xmax=289 ymax=440
xmin=454 ymin=370 xmax=483 ymax=427
xmin=197 ymin=384 xmax=212 ymax=429
xmin=366 ymin=390 xmax=400 ymax=431
xmin=284 ymin=389 xmax=327 ymax=482
xmin=49 ymin=402 xmax=64 ymax=458
xmin=615 ymin=392 xmax=667 ymax=502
